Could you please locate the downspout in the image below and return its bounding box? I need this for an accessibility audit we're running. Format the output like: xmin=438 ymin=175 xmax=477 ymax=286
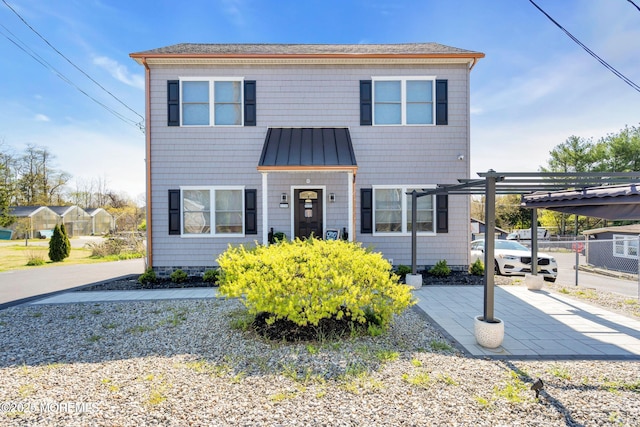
xmin=351 ymin=170 xmax=356 ymax=242
xmin=142 ymin=58 xmax=152 ymax=270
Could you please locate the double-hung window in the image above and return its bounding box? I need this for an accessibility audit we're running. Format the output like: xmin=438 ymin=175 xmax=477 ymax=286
xmin=613 ymin=234 xmax=639 ymax=259
xmin=373 ymin=186 xmax=435 ymax=235
xmin=181 ymin=78 xmax=243 ymax=126
xmin=373 ymin=77 xmax=435 ymax=125
xmin=181 ymin=187 xmax=244 ymax=236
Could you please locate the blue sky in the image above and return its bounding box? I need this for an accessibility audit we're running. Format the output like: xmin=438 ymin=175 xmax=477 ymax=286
xmin=1 ymin=0 xmax=638 ymax=201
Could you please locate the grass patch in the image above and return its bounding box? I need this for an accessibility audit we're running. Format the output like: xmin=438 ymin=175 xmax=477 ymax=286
xmin=548 ymin=365 xmax=572 ymax=380
xmin=0 ymin=243 xmax=110 ymax=272
xmin=228 ymin=308 xmax=255 ymax=332
xmin=429 ymin=340 xmax=454 ymax=352
xmin=402 ymin=371 xmax=431 ymax=389
xmin=375 ymin=350 xmax=399 ymax=363
xmin=126 ymin=325 xmax=154 ymax=334
xmin=86 ymin=334 xmax=102 ymax=343
xmin=184 ymin=359 xmax=231 ymax=377
xmin=493 ymin=372 xmax=531 ymax=404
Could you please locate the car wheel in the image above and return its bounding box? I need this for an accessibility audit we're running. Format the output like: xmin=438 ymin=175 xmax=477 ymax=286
xmin=544 ymin=277 xmax=556 ymax=283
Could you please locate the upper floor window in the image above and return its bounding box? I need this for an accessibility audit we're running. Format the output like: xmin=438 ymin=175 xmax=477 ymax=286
xmin=373 ymin=78 xmax=435 ymax=125
xmin=181 ymin=78 xmax=243 ymax=126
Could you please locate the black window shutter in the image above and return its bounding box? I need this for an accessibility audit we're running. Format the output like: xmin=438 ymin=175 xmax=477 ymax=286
xmin=244 ymin=80 xmax=256 ymax=126
xmin=245 ymin=189 xmax=257 ymax=234
xmin=360 ymin=80 xmax=372 ymax=126
xmin=168 ymin=189 xmax=181 ymax=235
xmin=361 ymin=188 xmax=373 ymax=233
xmin=436 ymin=194 xmax=448 ymax=233
xmin=435 ymin=79 xmax=448 ymax=125
xmin=167 ymin=80 xmax=180 ymax=126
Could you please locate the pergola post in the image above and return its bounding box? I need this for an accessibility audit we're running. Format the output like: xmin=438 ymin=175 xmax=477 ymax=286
xmin=483 ymin=172 xmax=497 ymax=322
xmin=411 ymin=190 xmax=417 ymax=275
xmin=531 ymin=208 xmax=538 ymax=276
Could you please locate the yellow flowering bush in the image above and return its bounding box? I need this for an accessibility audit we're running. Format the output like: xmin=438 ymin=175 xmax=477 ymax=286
xmin=217 ymin=238 xmax=415 ymax=329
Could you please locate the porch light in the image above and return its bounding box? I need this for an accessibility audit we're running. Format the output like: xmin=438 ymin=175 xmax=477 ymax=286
xmin=330 ymin=193 xmax=336 ymax=202
xmin=281 ymin=193 xmax=288 ymax=202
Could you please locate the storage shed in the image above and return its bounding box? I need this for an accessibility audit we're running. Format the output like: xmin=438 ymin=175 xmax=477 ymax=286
xmin=582 ymin=224 xmax=640 ymax=274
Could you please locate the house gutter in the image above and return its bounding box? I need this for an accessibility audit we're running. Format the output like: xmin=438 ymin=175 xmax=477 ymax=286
xmin=141 ymin=57 xmax=152 ymax=270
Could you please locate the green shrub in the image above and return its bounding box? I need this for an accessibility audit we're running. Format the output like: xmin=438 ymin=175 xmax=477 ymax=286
xmin=469 ymin=258 xmax=484 ymax=276
xmin=60 ymin=223 xmax=71 ymax=258
xmin=217 ymin=238 xmax=415 ymax=329
xmin=138 ymin=268 xmax=157 ymax=287
xmin=170 ymin=269 xmax=188 ymax=283
xmin=48 ymin=225 xmax=66 ymax=262
xmin=396 ymin=265 xmax=412 ymax=276
xmin=26 ymin=251 xmax=46 ymax=266
xmin=202 ymin=269 xmax=219 ymax=284
xmin=429 ymin=260 xmax=451 ymax=277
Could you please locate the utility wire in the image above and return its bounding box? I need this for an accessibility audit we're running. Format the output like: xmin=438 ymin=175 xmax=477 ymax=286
xmin=1 ymin=0 xmax=145 ymax=129
xmin=627 ymin=0 xmax=640 ymax=13
xmin=0 ymin=24 xmax=142 ymax=129
xmin=529 ymin=0 xmax=640 ymax=93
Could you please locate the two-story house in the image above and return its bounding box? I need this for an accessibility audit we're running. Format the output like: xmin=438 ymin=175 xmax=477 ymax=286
xmin=130 ymin=43 xmax=484 ymax=277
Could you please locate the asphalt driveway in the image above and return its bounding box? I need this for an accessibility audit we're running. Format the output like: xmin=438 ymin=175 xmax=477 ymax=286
xmin=0 ymin=258 xmax=144 ymax=309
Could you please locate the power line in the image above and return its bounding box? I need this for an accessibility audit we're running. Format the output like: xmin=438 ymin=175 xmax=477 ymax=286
xmin=628 ymin=0 xmax=640 ymax=13
xmin=1 ymin=0 xmax=145 ymax=129
xmin=0 ymin=24 xmax=142 ymax=130
xmin=528 ymin=0 xmax=640 ymax=93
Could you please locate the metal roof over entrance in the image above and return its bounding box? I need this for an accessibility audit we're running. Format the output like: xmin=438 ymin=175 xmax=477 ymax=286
xmin=258 ymin=128 xmax=357 ymax=171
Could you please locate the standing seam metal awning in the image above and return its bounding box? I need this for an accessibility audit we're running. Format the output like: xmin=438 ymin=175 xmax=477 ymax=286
xmin=258 ymin=127 xmax=357 ymax=172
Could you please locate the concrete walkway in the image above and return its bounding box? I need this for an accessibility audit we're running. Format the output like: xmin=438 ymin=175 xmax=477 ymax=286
xmin=15 ymin=282 xmax=640 ymax=361
xmin=413 ymin=286 xmax=640 ymax=360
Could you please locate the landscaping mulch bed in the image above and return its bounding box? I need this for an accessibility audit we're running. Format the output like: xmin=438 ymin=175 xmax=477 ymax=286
xmin=78 ymin=270 xmax=499 ymax=292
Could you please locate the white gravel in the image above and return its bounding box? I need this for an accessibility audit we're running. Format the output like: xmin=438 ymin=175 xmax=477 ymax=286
xmin=1 ymin=296 xmax=639 ymax=426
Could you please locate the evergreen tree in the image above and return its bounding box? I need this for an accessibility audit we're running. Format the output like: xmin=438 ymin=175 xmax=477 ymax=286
xmin=60 ymin=223 xmax=71 ymax=258
xmin=48 ymin=225 xmax=66 ymax=262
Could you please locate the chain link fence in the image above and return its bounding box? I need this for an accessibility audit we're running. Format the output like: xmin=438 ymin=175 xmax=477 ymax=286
xmin=513 ymin=236 xmax=640 ymax=300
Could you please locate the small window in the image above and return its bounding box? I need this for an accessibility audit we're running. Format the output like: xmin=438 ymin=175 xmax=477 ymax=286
xmin=181 ymin=78 xmax=243 ymax=126
xmin=613 ymin=234 xmax=638 ymax=259
xmin=373 ymin=78 xmax=435 ymax=125
xmin=181 ymin=187 xmax=244 ymax=236
xmin=373 ymin=186 xmax=436 ymax=235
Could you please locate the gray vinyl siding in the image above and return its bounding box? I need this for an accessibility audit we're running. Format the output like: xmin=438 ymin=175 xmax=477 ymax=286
xmin=148 ymin=63 xmax=471 ymax=270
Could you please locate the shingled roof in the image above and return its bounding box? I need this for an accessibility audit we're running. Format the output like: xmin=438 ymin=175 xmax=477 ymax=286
xmin=132 ymin=42 xmax=483 ymax=56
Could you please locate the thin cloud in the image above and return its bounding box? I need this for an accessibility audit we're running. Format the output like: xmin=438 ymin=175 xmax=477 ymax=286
xmin=221 ymin=0 xmax=247 ymax=27
xmin=93 ymin=56 xmax=144 ymax=90
xmin=34 ymin=113 xmax=50 ymax=122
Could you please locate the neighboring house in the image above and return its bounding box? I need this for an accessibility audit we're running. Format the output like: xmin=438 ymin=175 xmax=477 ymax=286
xmin=8 ymin=206 xmax=60 ymax=239
xmin=85 ymin=208 xmax=115 ymax=235
xmin=583 ymin=224 xmax=640 ymax=274
xmin=48 ymin=206 xmax=92 ymax=237
xmin=130 ymin=43 xmax=484 ymax=276
xmin=470 ymin=218 xmax=509 ymax=240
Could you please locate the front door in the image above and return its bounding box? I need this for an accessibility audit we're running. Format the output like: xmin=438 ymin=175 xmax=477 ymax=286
xmin=295 ymin=189 xmax=323 ymax=239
